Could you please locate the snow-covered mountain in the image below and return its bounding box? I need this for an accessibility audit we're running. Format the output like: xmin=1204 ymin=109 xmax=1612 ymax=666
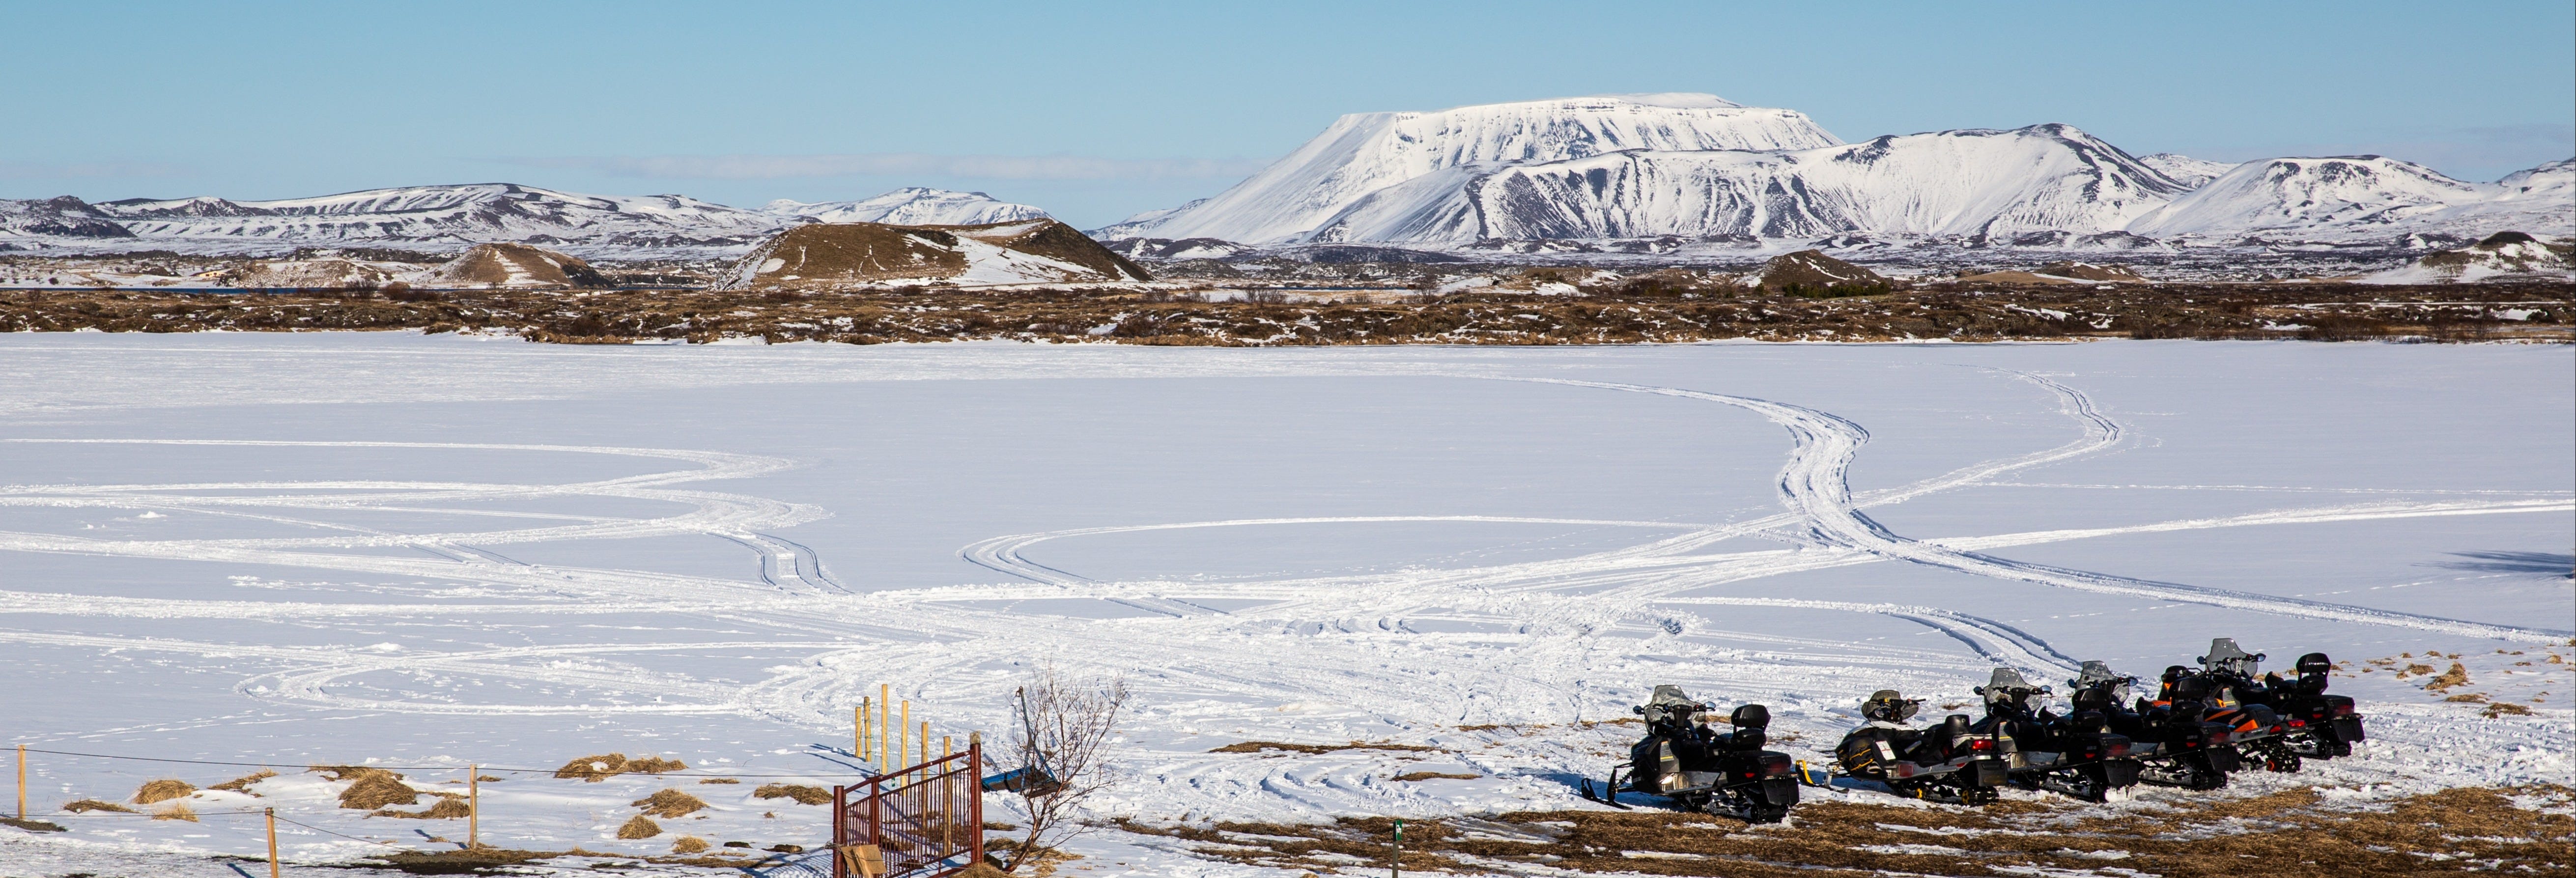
xmin=1100 ymin=93 xmax=1842 ymax=244
xmin=1463 ymin=124 xmax=2191 ymax=243
xmin=761 ymin=187 xmax=1046 ymax=226
xmin=85 ymin=184 xmax=780 ymax=255
xmin=2127 ymin=155 xmax=2574 ymax=243
xmin=2136 ymin=153 xmax=2238 ymax=188
xmin=1094 ymin=94 xmax=2572 ymax=256
xmin=0 ymin=185 xmax=1048 ymax=259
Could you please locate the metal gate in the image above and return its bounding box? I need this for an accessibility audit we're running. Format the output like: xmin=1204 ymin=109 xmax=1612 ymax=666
xmin=834 ymin=743 xmax=983 ymax=878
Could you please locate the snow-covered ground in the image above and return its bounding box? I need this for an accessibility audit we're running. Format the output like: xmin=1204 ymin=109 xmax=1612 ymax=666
xmin=0 ymin=333 xmax=2569 ymax=876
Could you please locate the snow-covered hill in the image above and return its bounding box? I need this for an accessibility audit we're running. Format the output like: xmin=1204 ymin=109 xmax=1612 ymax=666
xmin=2126 ymin=155 xmax=2574 ymax=243
xmin=2136 ymin=153 xmax=2239 ymax=188
xmin=0 ymin=185 xmax=1049 ymax=260
xmin=1101 ymin=93 xmax=1843 ymax=244
xmin=761 ymin=187 xmax=1047 ymax=226
xmin=85 ymin=184 xmax=780 ymax=255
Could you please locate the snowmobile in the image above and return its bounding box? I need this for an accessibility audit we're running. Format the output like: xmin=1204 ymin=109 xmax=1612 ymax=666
xmin=1832 ymin=689 xmax=2016 ymax=805
xmin=1580 ymin=685 xmax=1799 ymax=822
xmin=1966 ymin=667 xmax=2143 ymax=802
xmin=2197 ymin=639 xmax=2366 ymax=767
xmin=2117 ymin=664 xmax=2250 ymax=790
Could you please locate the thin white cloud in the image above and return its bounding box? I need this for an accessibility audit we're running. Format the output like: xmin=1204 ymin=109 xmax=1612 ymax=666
xmin=506 ymin=153 xmax=1273 ymax=181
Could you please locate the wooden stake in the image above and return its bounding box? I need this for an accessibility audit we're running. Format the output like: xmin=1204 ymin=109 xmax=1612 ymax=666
xmin=919 ymin=721 xmax=929 ymax=768
xmin=878 ymin=684 xmax=891 ymax=769
xmin=857 ymin=700 xmax=868 ymax=764
xmin=15 ymin=743 xmax=24 ymax=821
xmin=265 ymin=807 xmax=280 ymax=878
xmin=467 ymin=764 xmax=479 ymax=850
xmin=899 ymin=701 xmax=911 ymax=771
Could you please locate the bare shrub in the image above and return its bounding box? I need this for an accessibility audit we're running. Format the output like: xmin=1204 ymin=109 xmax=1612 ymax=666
xmin=616 ymin=814 xmax=661 ymax=839
xmin=632 ymin=788 xmax=708 ymax=818
xmin=997 ymin=664 xmax=1130 ymax=873
xmin=751 ymin=784 xmax=830 ymax=805
xmin=151 ymin=801 xmax=198 ymax=821
xmin=671 ymin=835 xmax=709 ymax=854
xmin=132 ymin=779 xmax=195 ymax=804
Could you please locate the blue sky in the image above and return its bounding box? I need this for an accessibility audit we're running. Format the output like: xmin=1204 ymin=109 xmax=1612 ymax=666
xmin=5 ymin=0 xmax=2571 ymax=227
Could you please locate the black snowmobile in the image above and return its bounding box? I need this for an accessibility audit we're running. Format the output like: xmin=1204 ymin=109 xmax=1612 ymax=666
xmin=2197 ymin=639 xmax=2367 ymax=768
xmin=1581 ymin=685 xmax=1799 ymax=822
xmin=1967 ymin=667 xmax=2143 ymax=802
xmin=1833 ymin=689 xmax=2016 ymax=805
xmin=2116 ymin=664 xmax=2251 ymax=790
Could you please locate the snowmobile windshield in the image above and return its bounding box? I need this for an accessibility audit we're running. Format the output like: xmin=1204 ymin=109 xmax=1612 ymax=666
xmin=1641 ymin=684 xmax=1698 ymax=725
xmin=2200 ymin=638 xmax=2264 ymax=678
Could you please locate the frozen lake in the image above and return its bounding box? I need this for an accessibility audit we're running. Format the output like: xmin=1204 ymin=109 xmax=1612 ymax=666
xmin=0 ymin=332 xmax=2569 ymax=875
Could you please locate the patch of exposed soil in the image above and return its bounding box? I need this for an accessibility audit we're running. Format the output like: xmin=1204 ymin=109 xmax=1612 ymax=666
xmin=0 ymin=282 xmax=2564 ymax=345
xmin=1116 ymin=785 xmax=2575 ymax=877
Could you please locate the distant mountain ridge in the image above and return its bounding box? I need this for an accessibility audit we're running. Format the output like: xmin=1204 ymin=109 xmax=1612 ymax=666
xmin=0 ymin=184 xmax=1044 ymax=258
xmin=4 ymin=93 xmax=2568 ymax=265
xmin=1098 ymin=93 xmax=2573 ymax=254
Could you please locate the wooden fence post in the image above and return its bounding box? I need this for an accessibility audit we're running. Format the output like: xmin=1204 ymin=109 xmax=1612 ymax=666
xmin=467 ymin=764 xmax=479 ymax=849
xmin=878 ymin=684 xmax=890 ymax=769
xmin=15 ymin=743 xmax=24 ymax=821
xmin=899 ymin=701 xmax=910 ymax=772
xmin=265 ymin=807 xmax=280 ymax=878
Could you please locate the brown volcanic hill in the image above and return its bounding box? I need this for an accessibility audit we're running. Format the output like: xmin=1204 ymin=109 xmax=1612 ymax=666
xmin=1738 ymin=250 xmax=1889 ymax=293
xmin=421 ymin=243 xmax=608 ymax=289
xmin=720 ymin=220 xmax=1150 ymax=290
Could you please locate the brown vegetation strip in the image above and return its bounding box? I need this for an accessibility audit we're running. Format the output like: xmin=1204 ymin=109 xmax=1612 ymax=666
xmin=1114 ymin=785 xmax=2574 ymax=877
xmin=752 ymin=783 xmax=831 ymax=805
xmin=0 ymin=283 xmax=2564 ymax=345
xmin=1210 ymin=740 xmax=1441 ymax=755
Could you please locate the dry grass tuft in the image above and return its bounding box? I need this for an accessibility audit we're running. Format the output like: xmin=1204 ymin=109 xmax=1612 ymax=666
xmin=616 ymin=814 xmax=661 ymax=839
xmin=1390 ymin=771 xmax=1480 ymax=782
xmin=2427 ymin=661 xmax=2472 ymax=692
xmin=207 ymin=769 xmax=275 ymax=794
xmin=633 ymin=788 xmax=708 ymax=818
xmin=553 ymin=752 xmax=686 ymax=782
xmin=329 ymin=769 xmax=419 ymax=810
xmin=2487 ymin=702 xmax=2536 ymax=717
xmin=671 ymin=835 xmax=709 ymax=854
xmin=373 ymin=793 xmax=471 ymax=819
xmin=151 ymin=801 xmax=198 ymax=822
xmin=1208 ymin=740 xmax=1437 ymax=755
xmin=131 ymin=779 xmax=196 ymax=804
xmin=697 ymin=778 xmax=739 ymax=785
xmin=554 ymin=753 xmax=627 ymax=782
xmin=626 ymin=756 xmax=687 ymax=774
xmin=752 ymin=784 xmax=831 ymax=805
xmin=63 ymin=799 xmax=134 ymax=814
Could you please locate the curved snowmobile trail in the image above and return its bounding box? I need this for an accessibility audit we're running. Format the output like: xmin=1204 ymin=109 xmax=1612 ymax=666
xmin=0 ymin=369 xmax=2565 ymax=727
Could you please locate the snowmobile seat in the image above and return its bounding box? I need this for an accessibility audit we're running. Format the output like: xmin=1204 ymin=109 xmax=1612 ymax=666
xmin=2295 ymin=652 xmax=2332 ymax=692
xmin=1730 ymin=704 xmax=1770 ymax=729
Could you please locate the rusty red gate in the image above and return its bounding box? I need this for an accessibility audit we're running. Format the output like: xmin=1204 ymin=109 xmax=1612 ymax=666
xmin=834 ymin=743 xmax=983 ymax=878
